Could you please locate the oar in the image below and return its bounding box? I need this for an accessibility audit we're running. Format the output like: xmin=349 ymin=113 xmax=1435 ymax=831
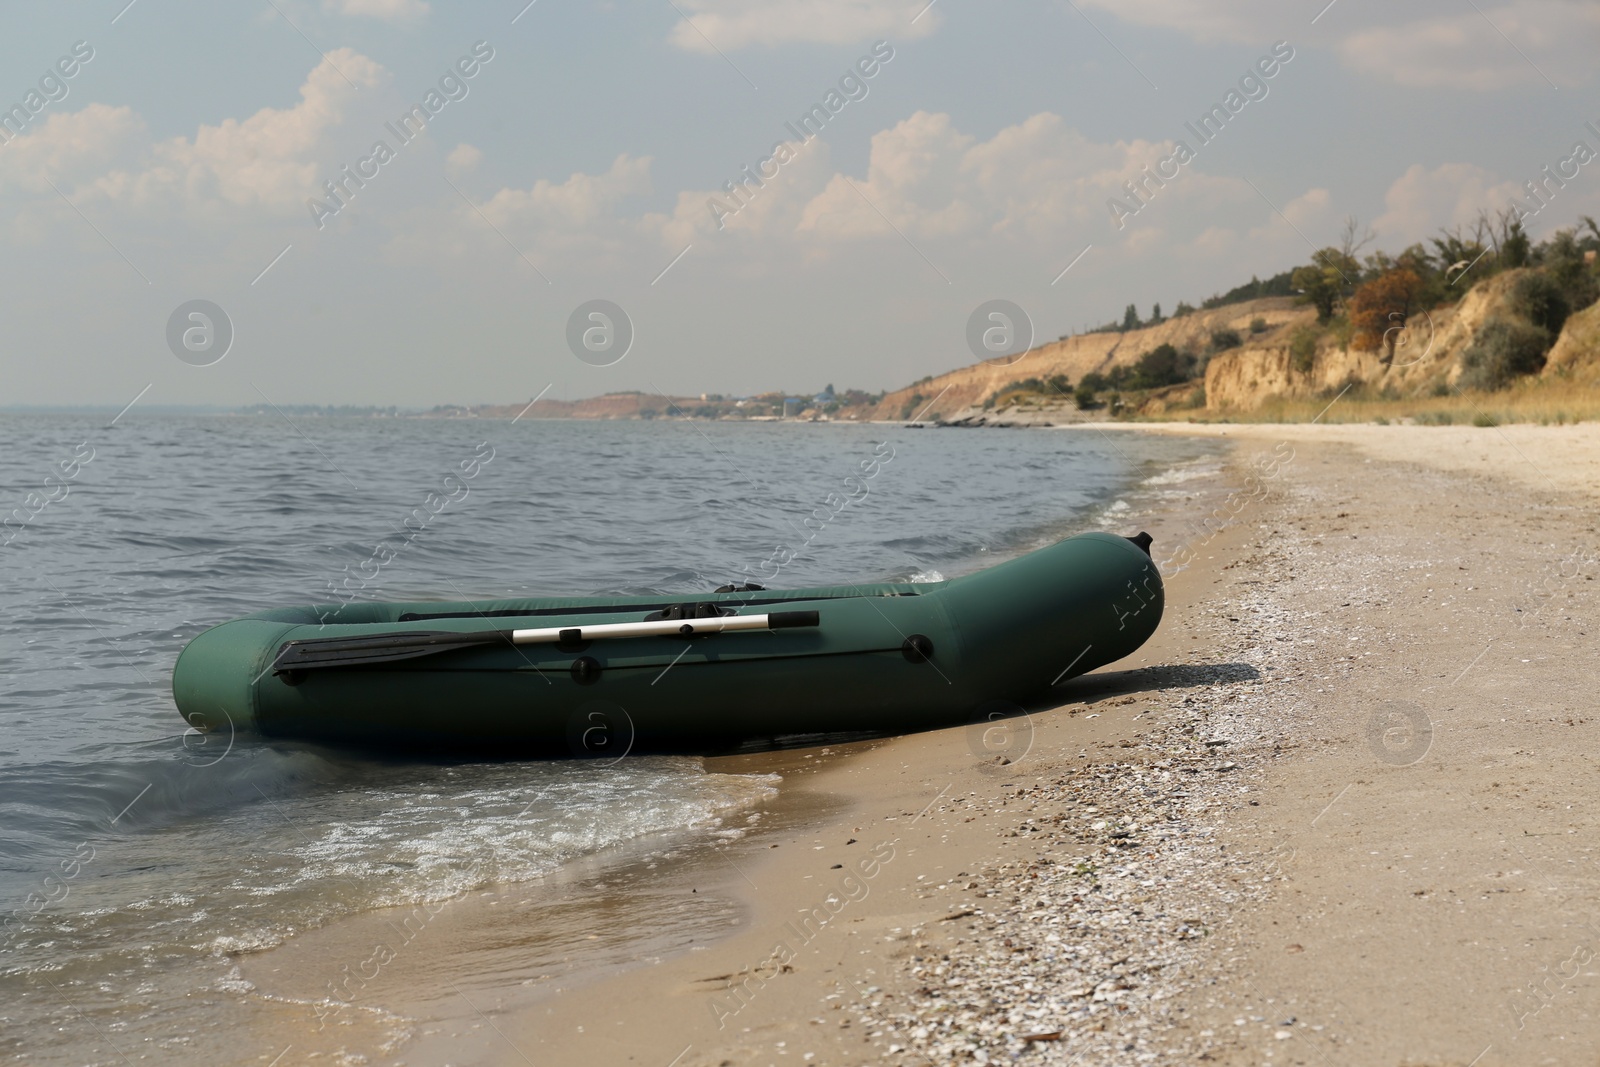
xmin=270 ymin=610 xmax=821 ymax=676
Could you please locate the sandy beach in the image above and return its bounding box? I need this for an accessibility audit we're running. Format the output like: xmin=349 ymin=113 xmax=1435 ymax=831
xmin=234 ymin=422 xmax=1599 ymax=1067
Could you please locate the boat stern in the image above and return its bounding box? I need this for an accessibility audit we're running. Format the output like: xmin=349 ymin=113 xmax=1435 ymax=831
xmin=171 ymin=619 xmax=294 ymax=736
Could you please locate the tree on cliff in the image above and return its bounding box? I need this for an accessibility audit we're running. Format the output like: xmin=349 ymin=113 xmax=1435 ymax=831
xmin=1121 ymin=304 xmax=1142 ymax=331
xmin=1292 ymin=262 xmax=1341 ymax=322
xmin=1338 ymin=215 xmax=1377 ymax=266
xmin=1349 ymin=268 xmax=1425 ymax=363
xmin=1292 ymin=247 xmax=1359 ymax=322
xmin=1496 ymin=209 xmax=1532 ymax=269
xmin=1433 ymin=221 xmax=1489 ymax=284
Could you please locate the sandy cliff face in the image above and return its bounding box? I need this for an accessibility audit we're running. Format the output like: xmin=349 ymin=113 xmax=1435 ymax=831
xmin=1203 ymin=270 xmax=1599 ymax=411
xmin=866 ymin=298 xmax=1302 ymax=421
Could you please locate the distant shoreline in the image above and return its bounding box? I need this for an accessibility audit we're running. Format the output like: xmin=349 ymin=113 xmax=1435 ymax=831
xmin=5 ymin=393 xmax=1594 ymax=428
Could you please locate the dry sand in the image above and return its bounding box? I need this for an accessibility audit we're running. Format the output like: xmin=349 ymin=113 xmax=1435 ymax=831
xmin=1098 ymin=420 xmax=1600 ymax=502
xmin=243 ymin=422 xmax=1599 ymax=1066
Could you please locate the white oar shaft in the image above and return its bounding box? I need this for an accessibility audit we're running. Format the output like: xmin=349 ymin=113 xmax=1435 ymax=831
xmin=509 ymin=613 xmax=783 ymax=645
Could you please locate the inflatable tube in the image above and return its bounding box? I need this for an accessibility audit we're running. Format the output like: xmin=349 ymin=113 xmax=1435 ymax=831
xmin=171 ymin=531 xmax=1163 ymax=753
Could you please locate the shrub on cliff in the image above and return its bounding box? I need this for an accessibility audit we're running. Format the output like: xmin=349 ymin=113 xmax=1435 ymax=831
xmin=1289 ymin=326 xmax=1319 ymax=374
xmin=1500 ymin=216 xmax=1532 ymax=268
xmin=1209 ymin=328 xmax=1243 ymax=352
xmin=1512 ymin=271 xmax=1571 ymax=337
xmin=1127 ymin=344 xmax=1194 ymax=389
xmin=1459 ymin=317 xmax=1551 ymax=391
xmin=988 ymin=375 xmax=1073 ymax=406
xmin=1538 ymin=228 xmax=1599 ymax=313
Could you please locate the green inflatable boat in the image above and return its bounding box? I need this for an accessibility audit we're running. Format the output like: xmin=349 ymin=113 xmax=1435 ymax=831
xmin=171 ymin=531 xmax=1162 ymax=753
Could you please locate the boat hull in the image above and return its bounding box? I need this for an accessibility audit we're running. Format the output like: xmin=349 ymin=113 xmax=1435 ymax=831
xmin=171 ymin=532 xmax=1163 ymax=752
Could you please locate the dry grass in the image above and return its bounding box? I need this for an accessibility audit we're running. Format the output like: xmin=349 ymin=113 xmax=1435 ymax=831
xmin=1168 ymin=374 xmax=1600 ymax=426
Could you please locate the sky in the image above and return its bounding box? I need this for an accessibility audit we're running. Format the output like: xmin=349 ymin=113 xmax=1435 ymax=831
xmin=0 ymin=0 xmax=1596 ymax=407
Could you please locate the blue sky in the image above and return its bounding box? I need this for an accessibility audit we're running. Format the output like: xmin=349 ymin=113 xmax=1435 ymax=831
xmin=1 ymin=0 xmax=1596 ymax=406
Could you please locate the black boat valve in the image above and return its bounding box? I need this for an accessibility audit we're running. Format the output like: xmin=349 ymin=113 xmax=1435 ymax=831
xmin=1124 ymin=531 xmax=1153 ymax=557
xmin=571 ymin=656 xmax=602 ymax=685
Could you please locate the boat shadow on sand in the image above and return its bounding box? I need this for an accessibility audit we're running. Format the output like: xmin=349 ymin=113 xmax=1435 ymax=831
xmin=1052 ymin=661 xmax=1260 ymax=707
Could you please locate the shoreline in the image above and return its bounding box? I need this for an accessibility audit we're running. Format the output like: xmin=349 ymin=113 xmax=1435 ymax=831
xmin=379 ymin=437 xmax=1277 ymax=1066
xmin=218 ymin=428 xmax=1245 ymax=1066
xmin=1083 ymin=419 xmax=1600 ymax=498
xmin=480 ymin=422 xmax=1599 ymax=1065
xmin=230 ymin=743 xmax=878 ymax=1062
xmin=488 ymin=508 xmax=1271 ymax=1067
xmin=228 ymin=420 xmax=1599 ymax=1066
xmin=482 ymin=438 xmax=1290 ymax=1066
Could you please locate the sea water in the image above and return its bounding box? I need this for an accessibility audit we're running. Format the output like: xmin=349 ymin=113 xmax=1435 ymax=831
xmin=0 ymin=414 xmax=1226 ymax=1063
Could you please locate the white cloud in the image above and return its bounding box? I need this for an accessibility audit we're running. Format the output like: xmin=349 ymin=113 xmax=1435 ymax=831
xmin=397 ymin=154 xmax=654 ymax=273
xmin=325 ymin=0 xmax=429 ymax=22
xmin=798 ymin=111 xmax=978 ymax=239
xmin=447 ymin=142 xmax=483 ymax=173
xmin=667 ymin=0 xmax=935 ymax=52
xmin=480 ymin=154 xmax=652 ymax=231
xmin=1141 ymin=186 xmax=1336 ymax=270
xmin=1239 ymin=186 xmax=1338 ymax=253
xmin=401 ymin=111 xmax=1331 ymax=290
xmin=4 ymin=49 xmax=385 ymax=216
xmin=1372 ymin=163 xmax=1526 ymax=245
xmin=453 ymin=109 xmax=1312 ymax=270
xmin=0 ymin=104 xmax=146 ymax=195
xmin=791 ymin=110 xmax=1249 ymax=244
xmin=144 ymin=49 xmax=385 ymax=208
xmin=1337 ymin=1 xmax=1599 ymax=89
xmin=650 ymin=136 xmax=841 ymax=247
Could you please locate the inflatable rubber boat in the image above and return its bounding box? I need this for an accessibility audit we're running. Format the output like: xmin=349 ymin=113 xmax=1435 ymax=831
xmin=171 ymin=531 xmax=1162 ymax=753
